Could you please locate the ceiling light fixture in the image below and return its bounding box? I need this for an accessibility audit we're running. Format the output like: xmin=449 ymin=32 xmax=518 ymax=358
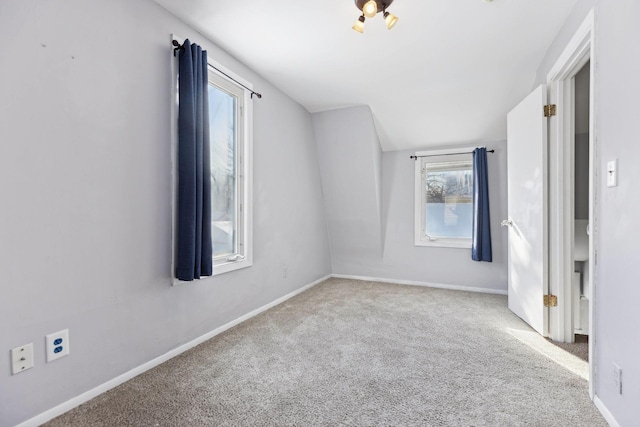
xmin=352 ymin=0 xmax=398 ymax=33
xmin=352 ymin=15 xmax=366 ymax=33
xmin=383 ymin=10 xmax=398 ymax=30
xmin=362 ymin=0 xmax=378 ymax=18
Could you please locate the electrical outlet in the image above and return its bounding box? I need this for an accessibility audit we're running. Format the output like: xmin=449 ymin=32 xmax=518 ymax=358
xmin=11 ymin=343 xmax=34 ymax=375
xmin=46 ymin=329 xmax=70 ymax=362
xmin=613 ymin=363 xmax=622 ymax=395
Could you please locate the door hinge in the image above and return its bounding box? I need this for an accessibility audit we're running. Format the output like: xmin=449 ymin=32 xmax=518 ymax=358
xmin=544 ymin=294 xmax=558 ymax=307
xmin=543 ymin=104 xmax=557 ymax=117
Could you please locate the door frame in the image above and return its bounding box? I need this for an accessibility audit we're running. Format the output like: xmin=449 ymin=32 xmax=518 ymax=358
xmin=546 ymin=9 xmax=596 ymax=398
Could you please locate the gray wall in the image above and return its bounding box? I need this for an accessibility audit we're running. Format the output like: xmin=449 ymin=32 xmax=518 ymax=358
xmin=575 ymin=62 xmax=591 ymax=135
xmin=0 ymin=1 xmax=331 ymax=425
xmin=575 ymin=133 xmax=589 ymax=220
xmin=313 ymin=105 xmax=508 ymax=292
xmin=376 ymin=144 xmax=508 ymax=291
xmin=535 ymin=1 xmax=640 ymax=424
xmin=575 ymin=62 xmax=590 ymax=220
xmin=312 ymin=106 xmax=384 ymax=273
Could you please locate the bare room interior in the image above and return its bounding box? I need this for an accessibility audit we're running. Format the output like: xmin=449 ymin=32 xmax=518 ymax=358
xmin=1 ymin=1 xmax=638 ymax=426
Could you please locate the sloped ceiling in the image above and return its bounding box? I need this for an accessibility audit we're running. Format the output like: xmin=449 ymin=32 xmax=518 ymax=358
xmin=152 ymin=0 xmax=578 ymax=151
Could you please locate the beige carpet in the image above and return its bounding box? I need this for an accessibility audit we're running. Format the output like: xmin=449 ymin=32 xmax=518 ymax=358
xmin=46 ymin=278 xmax=606 ymax=426
xmin=548 ymin=334 xmax=589 ymax=362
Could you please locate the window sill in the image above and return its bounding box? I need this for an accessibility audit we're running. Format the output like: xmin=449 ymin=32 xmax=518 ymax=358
xmin=171 ymin=257 xmax=252 ymax=286
xmin=212 ymin=257 xmax=253 ymax=275
xmin=415 ymin=239 xmax=472 ymax=249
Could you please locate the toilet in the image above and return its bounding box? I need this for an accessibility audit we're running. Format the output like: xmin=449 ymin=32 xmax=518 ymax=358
xmin=573 ymin=219 xmax=589 ymax=335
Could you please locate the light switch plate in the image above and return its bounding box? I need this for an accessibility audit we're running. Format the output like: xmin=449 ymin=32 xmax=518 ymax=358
xmin=607 ymin=159 xmax=618 ymax=187
xmin=11 ymin=343 xmax=34 ymax=375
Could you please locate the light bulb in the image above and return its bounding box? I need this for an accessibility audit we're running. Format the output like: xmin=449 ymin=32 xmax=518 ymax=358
xmin=384 ymin=11 xmax=398 ymax=30
xmin=363 ymin=0 xmax=377 ymax=18
xmin=352 ymin=15 xmax=365 ymax=33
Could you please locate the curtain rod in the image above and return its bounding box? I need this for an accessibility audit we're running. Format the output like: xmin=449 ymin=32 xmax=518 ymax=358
xmin=410 ymin=149 xmax=495 ymax=160
xmin=172 ymin=40 xmax=263 ymax=100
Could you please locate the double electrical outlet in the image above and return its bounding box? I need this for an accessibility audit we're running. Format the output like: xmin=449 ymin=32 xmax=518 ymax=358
xmin=10 ymin=329 xmax=70 ymax=375
xmin=46 ymin=329 xmax=70 ymax=362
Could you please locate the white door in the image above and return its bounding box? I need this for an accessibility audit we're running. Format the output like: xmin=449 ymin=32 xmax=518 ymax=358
xmin=506 ymin=85 xmax=548 ymax=336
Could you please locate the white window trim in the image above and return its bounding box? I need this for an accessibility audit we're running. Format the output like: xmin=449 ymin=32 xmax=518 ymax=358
xmin=414 ymin=148 xmax=473 ymax=249
xmin=170 ymin=35 xmax=253 ymax=285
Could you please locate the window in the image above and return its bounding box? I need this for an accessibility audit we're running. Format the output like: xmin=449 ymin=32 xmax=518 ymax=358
xmin=207 ymin=68 xmax=253 ymax=275
xmin=414 ymin=150 xmax=473 ymax=248
xmin=171 ymin=51 xmax=253 ymax=283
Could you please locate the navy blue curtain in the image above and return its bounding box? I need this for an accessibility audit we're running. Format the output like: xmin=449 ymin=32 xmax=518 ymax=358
xmin=472 ymin=148 xmax=492 ymax=262
xmin=175 ymin=40 xmax=212 ymax=281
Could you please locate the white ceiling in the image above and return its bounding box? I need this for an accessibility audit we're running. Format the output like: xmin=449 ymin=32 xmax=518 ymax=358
xmin=153 ymin=0 xmax=578 ymax=151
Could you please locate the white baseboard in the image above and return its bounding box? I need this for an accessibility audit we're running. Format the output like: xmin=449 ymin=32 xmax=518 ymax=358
xmin=331 ymin=274 xmax=508 ymax=295
xmin=593 ymin=395 xmax=620 ymax=427
xmin=16 ymin=274 xmax=331 ymax=427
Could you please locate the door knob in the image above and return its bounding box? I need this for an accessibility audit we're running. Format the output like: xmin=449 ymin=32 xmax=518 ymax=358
xmin=501 ymin=219 xmax=513 ymax=227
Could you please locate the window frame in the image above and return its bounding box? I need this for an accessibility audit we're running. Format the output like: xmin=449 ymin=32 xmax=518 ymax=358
xmin=207 ymin=68 xmax=252 ymax=275
xmin=414 ymin=148 xmax=473 ymax=249
xmin=171 ymin=36 xmax=253 ymax=284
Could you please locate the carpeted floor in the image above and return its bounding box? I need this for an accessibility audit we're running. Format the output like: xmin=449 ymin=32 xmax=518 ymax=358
xmin=46 ymin=278 xmax=606 ymax=426
xmin=547 ymin=334 xmax=589 ymax=362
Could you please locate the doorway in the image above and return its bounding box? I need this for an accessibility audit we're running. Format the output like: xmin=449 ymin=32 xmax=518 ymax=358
xmin=572 ymin=61 xmax=590 ymax=341
xmin=546 ymin=9 xmax=596 ymax=398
